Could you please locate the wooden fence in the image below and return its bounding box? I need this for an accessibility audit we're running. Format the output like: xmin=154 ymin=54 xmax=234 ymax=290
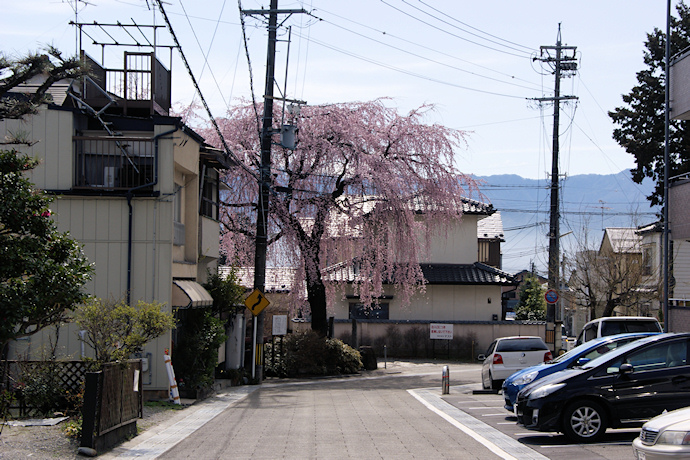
xmin=81 ymin=360 xmax=143 ymax=453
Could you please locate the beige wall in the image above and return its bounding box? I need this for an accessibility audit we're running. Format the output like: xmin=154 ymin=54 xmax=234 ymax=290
xmin=425 ymin=214 xmax=479 ymax=264
xmin=0 ymin=112 xmax=211 ymax=391
xmin=330 ymin=284 xmax=503 ymax=322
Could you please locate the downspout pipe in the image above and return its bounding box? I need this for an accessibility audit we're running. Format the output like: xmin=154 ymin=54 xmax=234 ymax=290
xmin=126 ymin=127 xmax=177 ymax=305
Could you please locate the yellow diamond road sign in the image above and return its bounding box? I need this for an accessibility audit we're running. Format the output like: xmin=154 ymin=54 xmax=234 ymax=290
xmin=245 ymin=288 xmax=270 ymax=316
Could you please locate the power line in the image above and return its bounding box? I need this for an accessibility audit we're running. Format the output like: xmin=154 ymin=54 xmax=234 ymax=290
xmin=305 ymin=13 xmax=541 ymax=93
xmin=291 ymin=30 xmax=529 ymax=100
xmin=379 ymin=0 xmax=531 ymax=58
xmin=414 ymin=0 xmax=533 ymax=52
xmin=313 ymin=7 xmax=543 ymax=91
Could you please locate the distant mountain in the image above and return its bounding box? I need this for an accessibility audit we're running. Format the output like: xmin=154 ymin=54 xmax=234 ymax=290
xmin=473 ymin=170 xmax=659 ymax=275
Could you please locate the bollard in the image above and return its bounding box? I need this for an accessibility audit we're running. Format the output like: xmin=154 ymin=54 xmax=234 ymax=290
xmin=442 ymin=365 xmax=450 ymax=394
xmin=384 ymin=345 xmax=387 ymax=369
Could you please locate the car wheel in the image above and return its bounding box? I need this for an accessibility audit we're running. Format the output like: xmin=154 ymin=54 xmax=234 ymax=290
xmin=562 ymin=400 xmax=608 ymax=443
xmin=482 ymin=371 xmax=490 ymax=389
xmin=491 ymin=377 xmax=502 ymax=391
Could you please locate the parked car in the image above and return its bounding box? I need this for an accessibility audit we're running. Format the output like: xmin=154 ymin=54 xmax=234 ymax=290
xmin=515 ymin=333 xmax=690 ymax=443
xmin=575 ymin=316 xmax=662 ymax=346
xmin=632 ymin=405 xmax=690 ymax=459
xmin=502 ymin=332 xmax=656 ymax=411
xmin=478 ymin=336 xmax=552 ymax=390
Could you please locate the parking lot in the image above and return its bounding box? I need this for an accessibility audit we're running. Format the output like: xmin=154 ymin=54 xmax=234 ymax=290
xmin=433 ymin=381 xmax=641 ymax=460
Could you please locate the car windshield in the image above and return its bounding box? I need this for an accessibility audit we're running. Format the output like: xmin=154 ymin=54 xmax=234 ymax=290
xmin=580 ymin=334 xmax=668 ymax=370
xmin=554 ymin=334 xmax=652 ymax=364
xmin=496 ymin=338 xmax=547 ymax=352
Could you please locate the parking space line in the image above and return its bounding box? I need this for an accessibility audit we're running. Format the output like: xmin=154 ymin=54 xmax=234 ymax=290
xmin=410 ymin=387 xmax=548 ymax=460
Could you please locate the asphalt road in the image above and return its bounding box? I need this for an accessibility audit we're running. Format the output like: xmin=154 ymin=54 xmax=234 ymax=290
xmin=105 ymin=361 xmax=641 ymax=460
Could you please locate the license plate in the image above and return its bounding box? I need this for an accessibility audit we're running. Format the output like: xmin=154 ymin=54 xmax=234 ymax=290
xmin=635 ymin=449 xmax=646 ymax=460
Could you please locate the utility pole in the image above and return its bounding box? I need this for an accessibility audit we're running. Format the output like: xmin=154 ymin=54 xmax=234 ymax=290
xmin=533 ymin=25 xmax=578 ymax=352
xmin=242 ymin=0 xmax=305 ymax=382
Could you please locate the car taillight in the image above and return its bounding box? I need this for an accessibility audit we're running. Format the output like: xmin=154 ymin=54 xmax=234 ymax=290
xmin=493 ymin=353 xmax=503 ymax=365
xmin=544 ymin=351 xmax=553 ymax=362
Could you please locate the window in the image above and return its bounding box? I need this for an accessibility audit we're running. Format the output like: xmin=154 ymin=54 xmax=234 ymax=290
xmin=200 ymin=168 xmax=219 ymax=220
xmin=643 ymin=246 xmax=653 ymax=276
xmin=496 ymin=338 xmax=548 ymax=352
xmin=349 ymin=302 xmax=389 ymax=320
xmin=607 ymin=340 xmax=688 ymax=373
xmin=584 ymin=325 xmax=597 ymax=342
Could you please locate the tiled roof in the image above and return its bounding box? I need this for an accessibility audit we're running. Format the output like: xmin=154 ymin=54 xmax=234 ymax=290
xmin=420 ymin=263 xmax=515 ymax=285
xmin=410 ymin=195 xmax=494 ymax=215
xmin=324 ymin=261 xmax=515 ymax=286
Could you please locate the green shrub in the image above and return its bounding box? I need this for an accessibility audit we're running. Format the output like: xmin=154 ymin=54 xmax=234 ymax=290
xmin=64 ymin=417 xmax=82 ymax=439
xmin=266 ymin=331 xmax=362 ymax=377
xmin=173 ymin=309 xmax=226 ymax=391
xmin=17 ymin=361 xmax=64 ymax=416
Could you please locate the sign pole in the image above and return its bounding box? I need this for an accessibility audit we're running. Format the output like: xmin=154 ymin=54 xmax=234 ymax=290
xmin=244 ymin=288 xmax=271 ymax=381
xmin=252 ymin=316 xmax=258 ymax=379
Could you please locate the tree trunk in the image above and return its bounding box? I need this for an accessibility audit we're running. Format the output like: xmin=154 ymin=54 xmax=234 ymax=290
xmin=307 ymin=277 xmax=328 ymax=337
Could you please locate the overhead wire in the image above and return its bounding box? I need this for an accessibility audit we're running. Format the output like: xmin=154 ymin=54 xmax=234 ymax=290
xmin=291 ymin=29 xmax=529 ymax=100
xmin=414 ymin=0 xmax=533 ymax=52
xmin=398 ymin=0 xmax=533 ymax=55
xmin=378 ymin=0 xmax=531 ymax=59
xmin=304 ymin=13 xmax=540 ymax=93
xmin=153 ymin=0 xmax=258 ymax=180
xmin=178 ymin=0 xmax=231 ymax=111
xmin=313 ymin=7 xmax=543 ymax=91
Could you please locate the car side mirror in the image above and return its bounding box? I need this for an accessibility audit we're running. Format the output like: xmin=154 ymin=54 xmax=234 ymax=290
xmin=619 ymin=363 xmax=634 ymax=374
xmin=477 ymin=354 xmax=486 ymax=361
xmin=575 ymin=358 xmax=590 ymax=366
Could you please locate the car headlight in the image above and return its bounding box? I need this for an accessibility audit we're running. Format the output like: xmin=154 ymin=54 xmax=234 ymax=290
xmin=657 ymin=431 xmax=690 ymax=445
xmin=513 ymin=370 xmax=539 ymax=386
xmin=528 ymin=383 xmax=566 ymax=400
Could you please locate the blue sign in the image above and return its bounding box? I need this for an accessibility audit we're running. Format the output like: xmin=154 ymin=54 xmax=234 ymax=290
xmin=545 ymin=289 xmax=559 ymax=304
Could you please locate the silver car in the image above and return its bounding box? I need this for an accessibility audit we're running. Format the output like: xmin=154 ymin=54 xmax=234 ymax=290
xmin=633 ymin=406 xmax=690 ymax=459
xmin=478 ymin=336 xmax=552 ymax=390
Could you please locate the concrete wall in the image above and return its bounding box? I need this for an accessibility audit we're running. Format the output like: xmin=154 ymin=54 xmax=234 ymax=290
xmin=322 ymin=321 xmax=546 ymax=358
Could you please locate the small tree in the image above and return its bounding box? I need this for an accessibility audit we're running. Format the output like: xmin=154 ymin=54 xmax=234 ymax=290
xmin=0 ymin=47 xmax=87 ymax=120
xmin=515 ymin=275 xmax=547 ymax=321
xmin=0 ymin=149 xmax=92 ymax=353
xmin=73 ymin=298 xmax=175 ymax=365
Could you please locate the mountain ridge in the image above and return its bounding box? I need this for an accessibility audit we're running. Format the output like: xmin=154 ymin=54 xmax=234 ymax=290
xmin=473 ymin=170 xmax=659 ymax=274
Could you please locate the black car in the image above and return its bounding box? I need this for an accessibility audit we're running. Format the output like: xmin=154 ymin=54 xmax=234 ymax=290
xmin=515 ymin=333 xmax=690 ymax=443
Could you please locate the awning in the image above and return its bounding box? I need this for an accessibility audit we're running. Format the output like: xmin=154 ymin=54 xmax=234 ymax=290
xmin=172 ymin=280 xmax=213 ymax=308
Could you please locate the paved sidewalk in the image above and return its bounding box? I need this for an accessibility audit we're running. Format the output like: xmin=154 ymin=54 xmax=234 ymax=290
xmin=102 ymin=361 xmax=543 ymax=459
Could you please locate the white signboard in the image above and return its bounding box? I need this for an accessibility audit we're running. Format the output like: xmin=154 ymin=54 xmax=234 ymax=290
xmin=430 ymin=323 xmax=453 ymax=340
xmin=272 ymin=315 xmax=288 ymax=336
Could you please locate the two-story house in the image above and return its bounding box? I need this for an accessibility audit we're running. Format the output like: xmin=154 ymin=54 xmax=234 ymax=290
xmin=323 ymin=198 xmax=525 ymax=352
xmin=1 ymin=48 xmax=229 ymax=397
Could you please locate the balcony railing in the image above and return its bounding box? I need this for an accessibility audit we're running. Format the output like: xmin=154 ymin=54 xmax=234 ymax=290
xmin=82 ymin=51 xmax=171 ymax=116
xmin=74 ymin=136 xmax=155 ymax=191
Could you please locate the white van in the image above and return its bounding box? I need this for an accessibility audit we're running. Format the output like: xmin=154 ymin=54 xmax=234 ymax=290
xmin=575 ymin=316 xmax=662 ymax=346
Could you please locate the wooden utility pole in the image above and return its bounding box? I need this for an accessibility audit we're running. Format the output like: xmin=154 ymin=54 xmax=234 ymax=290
xmin=533 ymin=25 xmax=578 ymax=351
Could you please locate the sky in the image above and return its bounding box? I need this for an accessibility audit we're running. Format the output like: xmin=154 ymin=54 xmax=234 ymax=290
xmin=1 ymin=0 xmax=672 ymax=179
xmin=0 ymin=0 xmax=674 ymax=273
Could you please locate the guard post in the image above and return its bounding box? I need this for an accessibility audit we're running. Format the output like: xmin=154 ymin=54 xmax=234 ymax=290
xmin=442 ymin=365 xmax=450 ymax=394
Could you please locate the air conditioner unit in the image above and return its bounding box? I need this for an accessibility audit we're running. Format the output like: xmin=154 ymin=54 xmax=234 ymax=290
xmin=103 ymin=166 xmax=117 ymax=188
